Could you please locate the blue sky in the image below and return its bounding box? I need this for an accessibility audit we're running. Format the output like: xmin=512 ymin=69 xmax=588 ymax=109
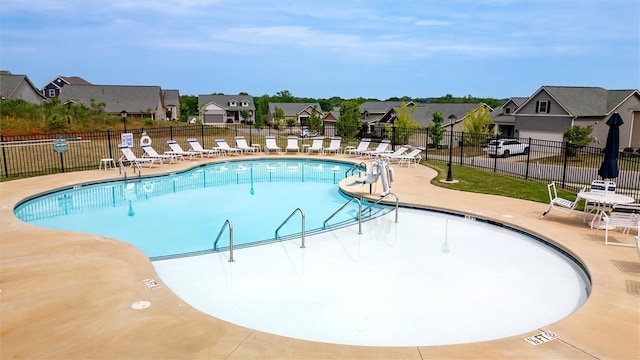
xmin=1 ymin=0 xmax=638 ymax=100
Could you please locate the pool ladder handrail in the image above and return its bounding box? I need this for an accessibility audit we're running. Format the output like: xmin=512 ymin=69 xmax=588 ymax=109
xmin=361 ymin=192 xmax=399 ymax=223
xmin=323 ymin=197 xmax=362 ymax=234
xmin=345 ymin=162 xmax=367 ymax=178
xmin=275 ymin=208 xmax=306 ymax=248
xmin=213 ymin=219 xmax=234 ymax=262
xmin=118 ymin=158 xmax=141 ymax=179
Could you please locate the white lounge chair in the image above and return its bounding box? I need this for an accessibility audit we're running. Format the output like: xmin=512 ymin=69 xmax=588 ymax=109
xmin=345 ymin=138 xmax=371 ymax=157
xmin=396 ymin=147 xmax=425 ymax=167
xmin=187 ymin=138 xmax=221 ymax=158
xmin=142 ymin=144 xmax=180 ymax=164
xmin=264 ymin=136 xmax=281 ymax=153
xmin=323 ymin=136 xmax=342 ymax=154
xmin=600 ymin=203 xmax=640 ymax=247
xmin=377 ymin=145 xmax=410 ymax=161
xmin=361 ymin=139 xmax=391 ymax=157
xmin=215 ymin=139 xmax=242 ymax=155
xmin=235 ymin=136 xmax=258 ymax=154
xmin=540 ymin=182 xmax=584 ymax=219
xmin=119 ymin=145 xmax=158 ymax=169
xmin=285 ymin=136 xmax=299 ymax=153
xmin=306 ymin=137 xmax=325 ymax=154
xmin=166 ymin=140 xmax=200 ymax=160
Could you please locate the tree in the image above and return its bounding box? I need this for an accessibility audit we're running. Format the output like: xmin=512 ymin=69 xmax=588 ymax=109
xmin=429 ymin=111 xmax=445 ymax=148
xmin=275 ymin=90 xmax=294 ymax=103
xmin=272 ymin=106 xmax=285 ymax=129
xmin=462 ymin=105 xmax=494 ymax=145
xmin=179 ymin=95 xmax=198 ymax=121
xmin=240 ymin=109 xmax=251 ymax=124
xmin=337 ymin=100 xmax=361 ymax=138
xmin=306 ymin=105 xmax=323 ymax=134
xmin=389 ymin=102 xmax=421 ymax=144
xmin=564 ymin=125 xmax=593 ymax=156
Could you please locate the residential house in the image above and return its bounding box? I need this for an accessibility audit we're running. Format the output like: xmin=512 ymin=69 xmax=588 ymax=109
xmin=513 ymin=86 xmax=640 ymax=149
xmin=198 ymin=94 xmax=255 ymax=124
xmin=163 ymin=89 xmax=180 ymax=120
xmin=58 ymin=84 xmax=167 ymax=121
xmin=360 ymin=101 xmax=487 ymax=132
xmin=323 ymin=107 xmax=340 ymax=121
xmin=42 ymin=76 xmax=91 ymax=99
xmin=491 ymin=97 xmax=528 ymax=138
xmin=267 ymin=102 xmax=322 ymax=126
xmin=0 ymin=71 xmax=46 ymax=104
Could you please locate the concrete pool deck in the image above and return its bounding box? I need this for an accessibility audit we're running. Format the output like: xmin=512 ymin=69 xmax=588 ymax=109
xmin=1 ymin=154 xmax=638 ymax=359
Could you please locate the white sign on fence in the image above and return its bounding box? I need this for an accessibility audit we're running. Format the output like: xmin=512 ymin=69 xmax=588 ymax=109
xmin=121 ymin=133 xmax=134 ymax=148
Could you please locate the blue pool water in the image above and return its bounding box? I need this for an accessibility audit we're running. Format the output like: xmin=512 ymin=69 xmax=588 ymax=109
xmin=14 ymin=159 xmax=383 ymax=258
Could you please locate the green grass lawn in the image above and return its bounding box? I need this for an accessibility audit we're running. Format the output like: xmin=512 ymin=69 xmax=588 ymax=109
xmin=424 ymin=160 xmax=580 ymax=205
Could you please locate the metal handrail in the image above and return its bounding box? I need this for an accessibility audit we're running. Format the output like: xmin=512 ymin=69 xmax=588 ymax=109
xmin=213 ymin=219 xmax=234 ymax=262
xmin=118 ymin=158 xmax=127 ymax=180
xmin=275 ymin=208 xmax=306 ymax=248
xmin=361 ymin=191 xmax=400 ymax=223
xmin=323 ymin=197 xmax=362 ymax=234
xmin=345 ymin=162 xmax=367 ymax=178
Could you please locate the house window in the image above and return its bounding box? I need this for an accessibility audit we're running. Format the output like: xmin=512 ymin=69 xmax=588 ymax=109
xmin=504 ymin=107 xmax=511 ymax=114
xmin=536 ymin=101 xmax=550 ymax=113
xmin=229 ymin=101 xmax=237 ymax=107
xmin=241 ymin=100 xmax=249 ymax=107
xmin=48 ymin=89 xmax=56 ymax=98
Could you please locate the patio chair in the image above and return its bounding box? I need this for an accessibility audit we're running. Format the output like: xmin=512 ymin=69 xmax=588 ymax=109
xmin=166 ymin=140 xmax=201 ymax=160
xmin=323 ymin=136 xmax=342 ymax=154
xmin=142 ymin=144 xmax=180 ymax=164
xmin=344 ymin=138 xmax=371 ymax=157
xmin=600 ymin=203 xmax=640 ymax=247
xmin=264 ymin=136 xmax=281 ymax=153
xmin=235 ymin=136 xmax=258 ymax=154
xmin=285 ymin=136 xmax=300 ymax=153
xmin=540 ymin=182 xmax=584 ymax=219
xmin=583 ymin=180 xmax=616 ymax=221
xmin=396 ymin=147 xmax=425 ymax=167
xmin=187 ymin=138 xmax=221 ymax=158
xmin=119 ymin=145 xmax=158 ymax=169
xmin=361 ymin=139 xmax=391 ymax=158
xmin=306 ymin=136 xmax=325 ymax=154
xmin=215 ymin=139 xmax=242 ymax=155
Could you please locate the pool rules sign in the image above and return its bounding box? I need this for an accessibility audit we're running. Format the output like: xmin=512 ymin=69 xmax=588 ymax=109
xmin=53 ymin=137 xmax=68 ymax=153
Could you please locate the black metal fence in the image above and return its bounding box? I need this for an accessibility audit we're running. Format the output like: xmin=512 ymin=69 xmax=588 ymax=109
xmin=1 ymin=123 xmax=638 ymax=200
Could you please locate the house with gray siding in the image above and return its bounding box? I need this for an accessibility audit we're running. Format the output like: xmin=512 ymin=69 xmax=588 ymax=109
xmin=163 ymin=89 xmax=180 ymax=121
xmin=58 ymin=84 xmax=167 ymax=121
xmin=0 ymin=71 xmax=46 ymax=104
xmin=491 ymin=97 xmax=528 ymax=138
xmin=199 ymin=95 xmax=255 ymax=124
xmin=42 ymin=76 xmax=91 ymax=99
xmin=513 ymin=86 xmax=640 ymax=149
xmin=267 ymin=103 xmax=322 ymax=126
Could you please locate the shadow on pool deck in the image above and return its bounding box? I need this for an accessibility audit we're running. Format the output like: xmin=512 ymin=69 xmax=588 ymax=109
xmin=0 ymin=154 xmax=638 ymax=359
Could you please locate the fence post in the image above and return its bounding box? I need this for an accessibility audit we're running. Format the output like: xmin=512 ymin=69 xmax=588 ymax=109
xmin=524 ymin=137 xmax=532 ymax=180
xmin=459 ymin=132 xmax=464 ymax=165
xmin=107 ymin=130 xmax=113 ymax=160
xmin=424 ymin=127 xmax=429 ymax=161
xmin=561 ymin=141 xmax=569 ymax=188
xmin=1 ymin=134 xmax=8 ymax=178
xmin=391 ymin=125 xmax=396 ymax=151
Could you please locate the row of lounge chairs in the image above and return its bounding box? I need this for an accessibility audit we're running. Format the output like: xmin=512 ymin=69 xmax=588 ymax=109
xmin=119 ymin=136 xmax=425 ymax=169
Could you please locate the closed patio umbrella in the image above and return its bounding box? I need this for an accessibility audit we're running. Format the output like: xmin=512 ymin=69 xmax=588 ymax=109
xmin=597 ymin=112 xmax=623 ymax=180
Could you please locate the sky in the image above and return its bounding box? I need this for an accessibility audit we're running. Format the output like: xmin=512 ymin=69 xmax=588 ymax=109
xmin=1 ymin=0 xmax=638 ymax=100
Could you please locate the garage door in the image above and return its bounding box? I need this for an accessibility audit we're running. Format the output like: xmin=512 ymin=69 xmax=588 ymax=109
xmin=518 ymin=130 xmax=563 ymax=143
xmin=204 ymin=114 xmax=224 ymax=124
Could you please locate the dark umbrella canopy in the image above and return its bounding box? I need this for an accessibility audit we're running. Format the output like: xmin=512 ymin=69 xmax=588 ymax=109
xmin=597 ymin=112 xmax=623 ymax=180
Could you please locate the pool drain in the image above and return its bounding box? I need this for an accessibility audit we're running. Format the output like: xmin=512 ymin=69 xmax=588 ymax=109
xmin=131 ymin=301 xmax=151 ymax=310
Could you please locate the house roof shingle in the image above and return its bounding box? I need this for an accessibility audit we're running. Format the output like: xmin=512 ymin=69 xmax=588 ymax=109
xmin=58 ymin=84 xmax=164 ymax=113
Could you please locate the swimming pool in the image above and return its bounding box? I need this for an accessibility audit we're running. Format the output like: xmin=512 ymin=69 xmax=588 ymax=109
xmin=14 ymin=159 xmax=383 ymax=258
xmin=14 ymin=158 xmax=591 ymax=347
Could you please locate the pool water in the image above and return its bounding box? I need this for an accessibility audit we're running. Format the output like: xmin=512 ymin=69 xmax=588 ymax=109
xmin=15 ymin=159 xmax=382 ymax=258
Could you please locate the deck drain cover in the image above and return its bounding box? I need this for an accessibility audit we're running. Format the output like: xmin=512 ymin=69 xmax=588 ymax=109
xmin=131 ymin=301 xmax=151 ymax=310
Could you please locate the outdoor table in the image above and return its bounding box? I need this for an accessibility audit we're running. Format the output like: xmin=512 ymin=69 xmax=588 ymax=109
xmin=577 ymin=191 xmax=635 ymax=229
